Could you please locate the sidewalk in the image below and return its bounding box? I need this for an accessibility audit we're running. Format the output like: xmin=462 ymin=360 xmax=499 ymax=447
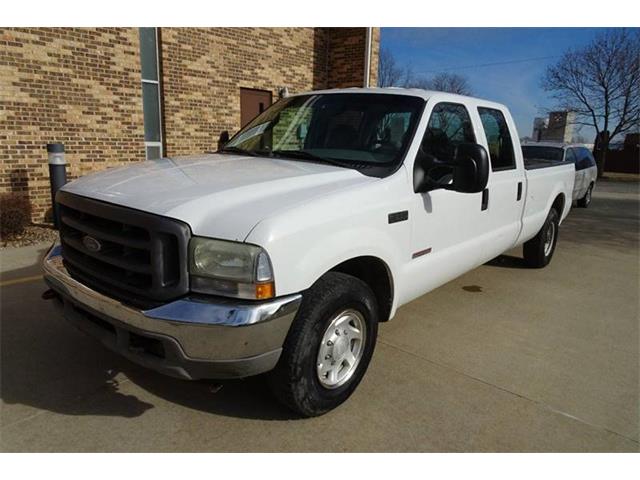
xmin=0 ymin=241 xmax=51 ymax=283
xmin=602 ymin=172 xmax=640 ymax=182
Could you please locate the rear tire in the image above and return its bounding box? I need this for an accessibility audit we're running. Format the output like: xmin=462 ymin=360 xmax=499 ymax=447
xmin=577 ymin=183 xmax=593 ymax=208
xmin=267 ymin=272 xmax=379 ymax=417
xmin=523 ymin=208 xmax=559 ymax=268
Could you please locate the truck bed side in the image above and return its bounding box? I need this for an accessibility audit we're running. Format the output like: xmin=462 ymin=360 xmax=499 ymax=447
xmin=518 ymin=162 xmax=574 ymax=245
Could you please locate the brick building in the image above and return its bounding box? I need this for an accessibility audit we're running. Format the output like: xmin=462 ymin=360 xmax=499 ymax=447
xmin=0 ymin=27 xmax=380 ymax=222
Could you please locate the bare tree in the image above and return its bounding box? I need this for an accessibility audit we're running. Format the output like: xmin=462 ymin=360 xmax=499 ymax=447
xmin=378 ymin=48 xmax=474 ymax=95
xmin=378 ymin=47 xmax=407 ymax=87
xmin=378 ymin=47 xmax=418 ymax=87
xmin=418 ymin=72 xmax=474 ymax=95
xmin=542 ymin=29 xmax=640 ymax=176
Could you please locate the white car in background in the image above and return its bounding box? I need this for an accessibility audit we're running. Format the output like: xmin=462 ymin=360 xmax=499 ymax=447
xmin=522 ymin=142 xmax=597 ymax=207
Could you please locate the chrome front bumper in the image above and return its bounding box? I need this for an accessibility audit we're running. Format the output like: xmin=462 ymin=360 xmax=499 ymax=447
xmin=42 ymin=244 xmax=302 ymax=380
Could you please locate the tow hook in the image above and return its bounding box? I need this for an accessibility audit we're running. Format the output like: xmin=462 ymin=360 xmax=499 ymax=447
xmin=41 ymin=288 xmax=59 ymax=300
xmin=208 ymin=383 xmax=224 ymax=394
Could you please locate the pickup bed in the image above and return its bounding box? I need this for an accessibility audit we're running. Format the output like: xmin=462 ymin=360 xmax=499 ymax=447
xmin=43 ymin=88 xmax=574 ymax=416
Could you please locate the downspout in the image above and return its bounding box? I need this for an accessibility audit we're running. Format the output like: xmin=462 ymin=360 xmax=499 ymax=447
xmin=363 ymin=27 xmax=373 ymax=88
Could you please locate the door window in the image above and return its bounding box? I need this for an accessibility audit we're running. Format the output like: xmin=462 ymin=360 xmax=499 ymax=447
xmin=420 ymin=103 xmax=475 ymax=163
xmin=478 ymin=107 xmax=515 ymax=171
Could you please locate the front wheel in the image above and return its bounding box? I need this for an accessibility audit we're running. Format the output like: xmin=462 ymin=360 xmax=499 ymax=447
xmin=267 ymin=272 xmax=379 ymax=417
xmin=523 ymin=208 xmax=559 ymax=268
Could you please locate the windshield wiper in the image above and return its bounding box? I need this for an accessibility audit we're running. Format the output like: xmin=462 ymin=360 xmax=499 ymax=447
xmin=271 ymin=150 xmax=369 ymax=169
xmin=219 ymin=146 xmax=261 ymax=157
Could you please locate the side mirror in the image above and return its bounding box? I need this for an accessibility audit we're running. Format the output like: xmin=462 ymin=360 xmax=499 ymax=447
xmin=413 ymin=142 xmax=489 ymax=194
xmin=217 ymin=131 xmax=230 ymax=151
xmin=451 ymin=143 xmax=489 ymax=193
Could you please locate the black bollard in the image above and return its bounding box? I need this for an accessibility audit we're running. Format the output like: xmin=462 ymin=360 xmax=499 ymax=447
xmin=47 ymin=143 xmax=67 ymax=229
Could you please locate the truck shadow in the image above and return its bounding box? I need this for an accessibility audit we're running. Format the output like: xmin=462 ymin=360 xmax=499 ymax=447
xmin=485 ymin=254 xmax=527 ymax=269
xmin=125 ymin=369 xmax=299 ymax=421
xmin=1 ymin=275 xmax=297 ymax=427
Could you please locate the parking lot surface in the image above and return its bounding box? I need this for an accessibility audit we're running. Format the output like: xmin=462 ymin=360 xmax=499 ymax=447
xmin=1 ymin=179 xmax=638 ymax=452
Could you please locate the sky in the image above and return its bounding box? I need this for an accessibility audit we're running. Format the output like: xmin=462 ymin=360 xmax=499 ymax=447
xmin=380 ymin=27 xmax=624 ymax=141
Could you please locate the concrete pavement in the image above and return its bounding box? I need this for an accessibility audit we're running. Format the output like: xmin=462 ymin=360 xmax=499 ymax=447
xmin=1 ymin=179 xmax=638 ymax=452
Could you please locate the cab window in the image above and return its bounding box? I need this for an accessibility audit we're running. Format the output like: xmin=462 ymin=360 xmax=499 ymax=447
xmin=420 ymin=102 xmax=475 ymax=163
xmin=478 ymin=107 xmax=516 ymax=171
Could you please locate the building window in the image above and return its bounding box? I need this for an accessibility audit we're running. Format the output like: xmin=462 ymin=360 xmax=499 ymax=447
xmin=139 ymin=28 xmax=163 ymax=160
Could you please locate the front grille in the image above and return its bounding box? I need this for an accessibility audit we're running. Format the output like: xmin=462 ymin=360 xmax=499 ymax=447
xmin=57 ymin=191 xmax=190 ymax=308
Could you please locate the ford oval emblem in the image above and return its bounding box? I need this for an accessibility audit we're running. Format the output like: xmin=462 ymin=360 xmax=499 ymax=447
xmin=82 ymin=235 xmax=102 ymax=253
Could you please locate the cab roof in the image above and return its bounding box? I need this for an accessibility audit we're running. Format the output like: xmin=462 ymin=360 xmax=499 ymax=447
xmin=291 ymin=87 xmax=508 ymax=111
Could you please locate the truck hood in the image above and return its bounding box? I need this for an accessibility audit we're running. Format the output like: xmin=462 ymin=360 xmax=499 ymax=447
xmin=61 ymin=154 xmax=376 ymax=241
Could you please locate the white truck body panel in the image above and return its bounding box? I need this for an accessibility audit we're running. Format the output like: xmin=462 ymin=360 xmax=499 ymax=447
xmin=63 ymin=154 xmax=375 ymax=242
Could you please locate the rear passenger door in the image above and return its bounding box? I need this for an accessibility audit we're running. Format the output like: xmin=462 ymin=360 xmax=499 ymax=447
xmin=475 ymin=106 xmax=525 ymax=256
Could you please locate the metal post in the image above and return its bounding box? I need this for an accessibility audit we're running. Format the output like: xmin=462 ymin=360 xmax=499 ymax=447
xmin=47 ymin=143 xmax=67 ymax=228
xmin=363 ymin=27 xmax=373 ymax=88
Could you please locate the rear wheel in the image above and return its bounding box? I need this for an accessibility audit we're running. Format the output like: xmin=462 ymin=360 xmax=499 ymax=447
xmin=523 ymin=208 xmax=559 ymax=268
xmin=267 ymin=272 xmax=378 ymax=417
xmin=577 ymin=183 xmax=593 ymax=208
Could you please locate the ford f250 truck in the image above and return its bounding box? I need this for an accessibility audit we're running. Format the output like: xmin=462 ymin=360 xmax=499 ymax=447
xmin=43 ymin=88 xmax=575 ymax=416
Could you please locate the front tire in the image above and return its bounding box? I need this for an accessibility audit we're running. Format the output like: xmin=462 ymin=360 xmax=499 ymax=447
xmin=267 ymin=272 xmax=379 ymax=417
xmin=523 ymin=208 xmax=559 ymax=268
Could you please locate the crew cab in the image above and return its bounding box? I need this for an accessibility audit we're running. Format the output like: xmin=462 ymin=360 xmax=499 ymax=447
xmin=42 ymin=88 xmax=574 ymax=417
xmin=522 ymin=142 xmax=597 ymax=207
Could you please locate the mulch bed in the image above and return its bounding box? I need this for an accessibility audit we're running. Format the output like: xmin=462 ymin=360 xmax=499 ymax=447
xmin=0 ymin=225 xmax=59 ymax=249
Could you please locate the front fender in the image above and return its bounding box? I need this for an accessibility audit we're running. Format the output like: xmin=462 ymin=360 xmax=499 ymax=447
xmin=245 ymin=169 xmax=412 ymax=318
xmin=263 ymin=225 xmax=402 ymax=296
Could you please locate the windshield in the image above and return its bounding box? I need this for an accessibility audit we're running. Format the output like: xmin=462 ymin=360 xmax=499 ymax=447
xmin=522 ymin=146 xmax=564 ymax=162
xmin=223 ymin=93 xmax=425 ymax=169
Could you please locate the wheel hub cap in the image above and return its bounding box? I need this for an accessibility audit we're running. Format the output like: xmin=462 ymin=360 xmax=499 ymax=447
xmin=544 ymin=221 xmax=555 ymax=256
xmin=316 ymin=309 xmax=366 ymax=389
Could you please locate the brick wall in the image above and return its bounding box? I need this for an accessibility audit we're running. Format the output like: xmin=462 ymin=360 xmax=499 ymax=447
xmin=325 ymin=27 xmax=379 ymax=88
xmin=369 ymin=28 xmax=380 ymax=88
xmin=0 ymin=27 xmax=379 ymax=223
xmin=326 ymin=28 xmax=366 ymax=88
xmin=0 ymin=28 xmax=144 ymax=222
xmin=161 ymin=27 xmax=329 ymax=156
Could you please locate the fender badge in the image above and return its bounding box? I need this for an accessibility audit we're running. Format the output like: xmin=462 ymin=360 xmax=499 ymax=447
xmin=412 ymin=247 xmax=432 ymax=259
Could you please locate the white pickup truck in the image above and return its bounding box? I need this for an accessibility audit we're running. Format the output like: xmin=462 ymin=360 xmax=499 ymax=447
xmin=43 ymin=88 xmax=574 ymax=416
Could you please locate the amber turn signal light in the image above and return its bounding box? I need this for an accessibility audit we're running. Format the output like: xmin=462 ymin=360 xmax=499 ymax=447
xmin=255 ymin=282 xmax=275 ymax=299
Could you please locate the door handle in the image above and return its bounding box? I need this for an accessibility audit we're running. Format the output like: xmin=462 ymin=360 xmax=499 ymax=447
xmin=517 ymin=182 xmax=523 ymax=201
xmin=481 ymin=188 xmax=489 ymax=211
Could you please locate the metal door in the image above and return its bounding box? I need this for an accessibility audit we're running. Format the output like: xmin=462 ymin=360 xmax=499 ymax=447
xmin=240 ymin=88 xmax=272 ymax=127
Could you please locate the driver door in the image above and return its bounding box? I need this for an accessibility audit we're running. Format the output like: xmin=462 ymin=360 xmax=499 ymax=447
xmin=403 ymin=102 xmax=491 ymax=303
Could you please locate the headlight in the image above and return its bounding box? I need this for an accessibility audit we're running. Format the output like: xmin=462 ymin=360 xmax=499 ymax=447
xmin=189 ymin=237 xmax=275 ymax=300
